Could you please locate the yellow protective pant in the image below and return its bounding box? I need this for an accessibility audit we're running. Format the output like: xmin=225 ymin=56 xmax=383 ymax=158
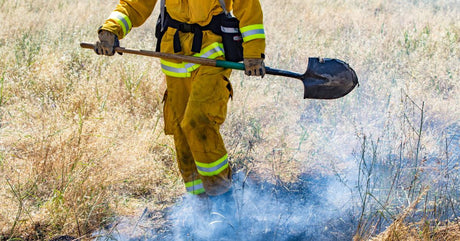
xmin=163 ymin=65 xmax=233 ymax=196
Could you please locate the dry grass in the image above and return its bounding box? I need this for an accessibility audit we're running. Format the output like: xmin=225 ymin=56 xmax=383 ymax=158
xmin=370 ymin=221 xmax=460 ymax=241
xmin=1 ymin=0 xmax=459 ymax=239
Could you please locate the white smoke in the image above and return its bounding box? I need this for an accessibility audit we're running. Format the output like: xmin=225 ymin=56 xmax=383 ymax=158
xmin=95 ymin=170 xmax=356 ymax=240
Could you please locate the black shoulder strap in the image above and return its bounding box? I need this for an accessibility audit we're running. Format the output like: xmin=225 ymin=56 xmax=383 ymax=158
xmin=160 ymin=0 xmax=166 ymax=31
xmin=218 ymin=0 xmax=228 ymax=14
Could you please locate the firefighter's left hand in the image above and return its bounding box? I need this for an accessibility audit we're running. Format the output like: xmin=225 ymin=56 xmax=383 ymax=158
xmin=244 ymin=58 xmax=266 ymax=77
xmin=95 ymin=30 xmax=120 ymax=56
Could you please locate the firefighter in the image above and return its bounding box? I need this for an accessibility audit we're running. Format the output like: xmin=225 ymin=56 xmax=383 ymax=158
xmin=95 ymin=0 xmax=265 ymax=204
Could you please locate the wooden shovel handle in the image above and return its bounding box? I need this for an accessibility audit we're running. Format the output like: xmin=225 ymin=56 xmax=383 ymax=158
xmin=80 ymin=42 xmax=300 ymax=78
xmin=80 ymin=42 xmax=219 ymax=67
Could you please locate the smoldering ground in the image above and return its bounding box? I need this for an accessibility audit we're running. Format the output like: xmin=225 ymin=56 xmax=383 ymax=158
xmin=93 ymin=87 xmax=460 ymax=241
xmin=93 ymin=90 xmax=460 ymax=241
xmin=95 ymin=171 xmax=357 ymax=240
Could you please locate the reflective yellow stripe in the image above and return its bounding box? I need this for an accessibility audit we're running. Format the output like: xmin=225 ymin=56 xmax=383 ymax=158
xmin=196 ymin=42 xmax=224 ymax=59
xmin=160 ymin=68 xmax=190 ymax=78
xmin=185 ymin=179 xmax=205 ymax=195
xmin=108 ymin=11 xmax=132 ymax=37
xmin=160 ymin=60 xmax=196 ymax=77
xmin=189 ymin=188 xmax=206 ymax=195
xmin=185 ymin=179 xmax=202 ymax=188
xmin=195 ymin=154 xmax=229 ymax=176
xmin=240 ymin=24 xmax=265 ymax=42
xmin=161 ymin=42 xmax=225 ymax=77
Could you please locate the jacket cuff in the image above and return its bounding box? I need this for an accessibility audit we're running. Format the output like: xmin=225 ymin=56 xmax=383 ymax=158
xmin=242 ymin=38 xmax=266 ymax=59
xmin=99 ymin=24 xmax=124 ymax=40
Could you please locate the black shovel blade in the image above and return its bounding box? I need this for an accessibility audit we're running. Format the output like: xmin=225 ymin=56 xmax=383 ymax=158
xmin=302 ymin=57 xmax=358 ymax=99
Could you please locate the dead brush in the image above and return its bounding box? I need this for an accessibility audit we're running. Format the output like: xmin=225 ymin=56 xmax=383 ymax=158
xmin=351 ymin=91 xmax=460 ymax=240
xmin=367 ymin=188 xmax=428 ymax=241
xmin=1 ymin=116 xmax=112 ymax=239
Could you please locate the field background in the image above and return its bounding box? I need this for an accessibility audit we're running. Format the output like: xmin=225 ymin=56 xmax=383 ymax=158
xmin=0 ymin=0 xmax=459 ymax=240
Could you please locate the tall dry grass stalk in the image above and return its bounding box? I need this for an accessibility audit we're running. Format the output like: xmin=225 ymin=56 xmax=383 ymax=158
xmin=1 ymin=0 xmax=459 ymax=239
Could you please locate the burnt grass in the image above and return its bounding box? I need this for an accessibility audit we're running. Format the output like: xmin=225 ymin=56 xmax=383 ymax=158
xmin=97 ymin=172 xmax=357 ymax=241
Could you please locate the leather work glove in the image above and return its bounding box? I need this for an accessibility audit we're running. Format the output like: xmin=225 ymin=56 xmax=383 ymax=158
xmin=244 ymin=58 xmax=266 ymax=77
xmin=94 ymin=30 xmax=120 ymax=56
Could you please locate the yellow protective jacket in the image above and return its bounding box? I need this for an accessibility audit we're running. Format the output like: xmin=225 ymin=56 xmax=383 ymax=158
xmin=101 ymin=1 xmax=264 ymax=196
xmin=100 ymin=0 xmax=266 ymax=59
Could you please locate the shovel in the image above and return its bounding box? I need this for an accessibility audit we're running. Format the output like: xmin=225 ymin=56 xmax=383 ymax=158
xmin=80 ymin=42 xmax=358 ymax=99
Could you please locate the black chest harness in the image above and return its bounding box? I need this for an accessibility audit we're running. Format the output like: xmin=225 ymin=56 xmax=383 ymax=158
xmin=155 ymin=10 xmax=224 ymax=53
xmin=155 ymin=3 xmax=244 ymax=62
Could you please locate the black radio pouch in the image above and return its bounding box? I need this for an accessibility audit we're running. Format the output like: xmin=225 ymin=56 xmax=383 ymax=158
xmin=219 ymin=15 xmax=244 ymax=62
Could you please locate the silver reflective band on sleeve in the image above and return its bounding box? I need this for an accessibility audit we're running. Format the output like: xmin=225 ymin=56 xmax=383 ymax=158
xmin=108 ymin=11 xmax=132 ymax=37
xmin=241 ymin=29 xmax=265 ymax=41
xmin=240 ymin=24 xmax=265 ymax=42
xmin=242 ymin=29 xmax=265 ymax=37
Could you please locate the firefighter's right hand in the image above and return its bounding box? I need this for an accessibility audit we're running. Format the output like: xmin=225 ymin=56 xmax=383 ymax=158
xmin=94 ymin=30 xmax=119 ymax=56
xmin=244 ymin=58 xmax=266 ymax=78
